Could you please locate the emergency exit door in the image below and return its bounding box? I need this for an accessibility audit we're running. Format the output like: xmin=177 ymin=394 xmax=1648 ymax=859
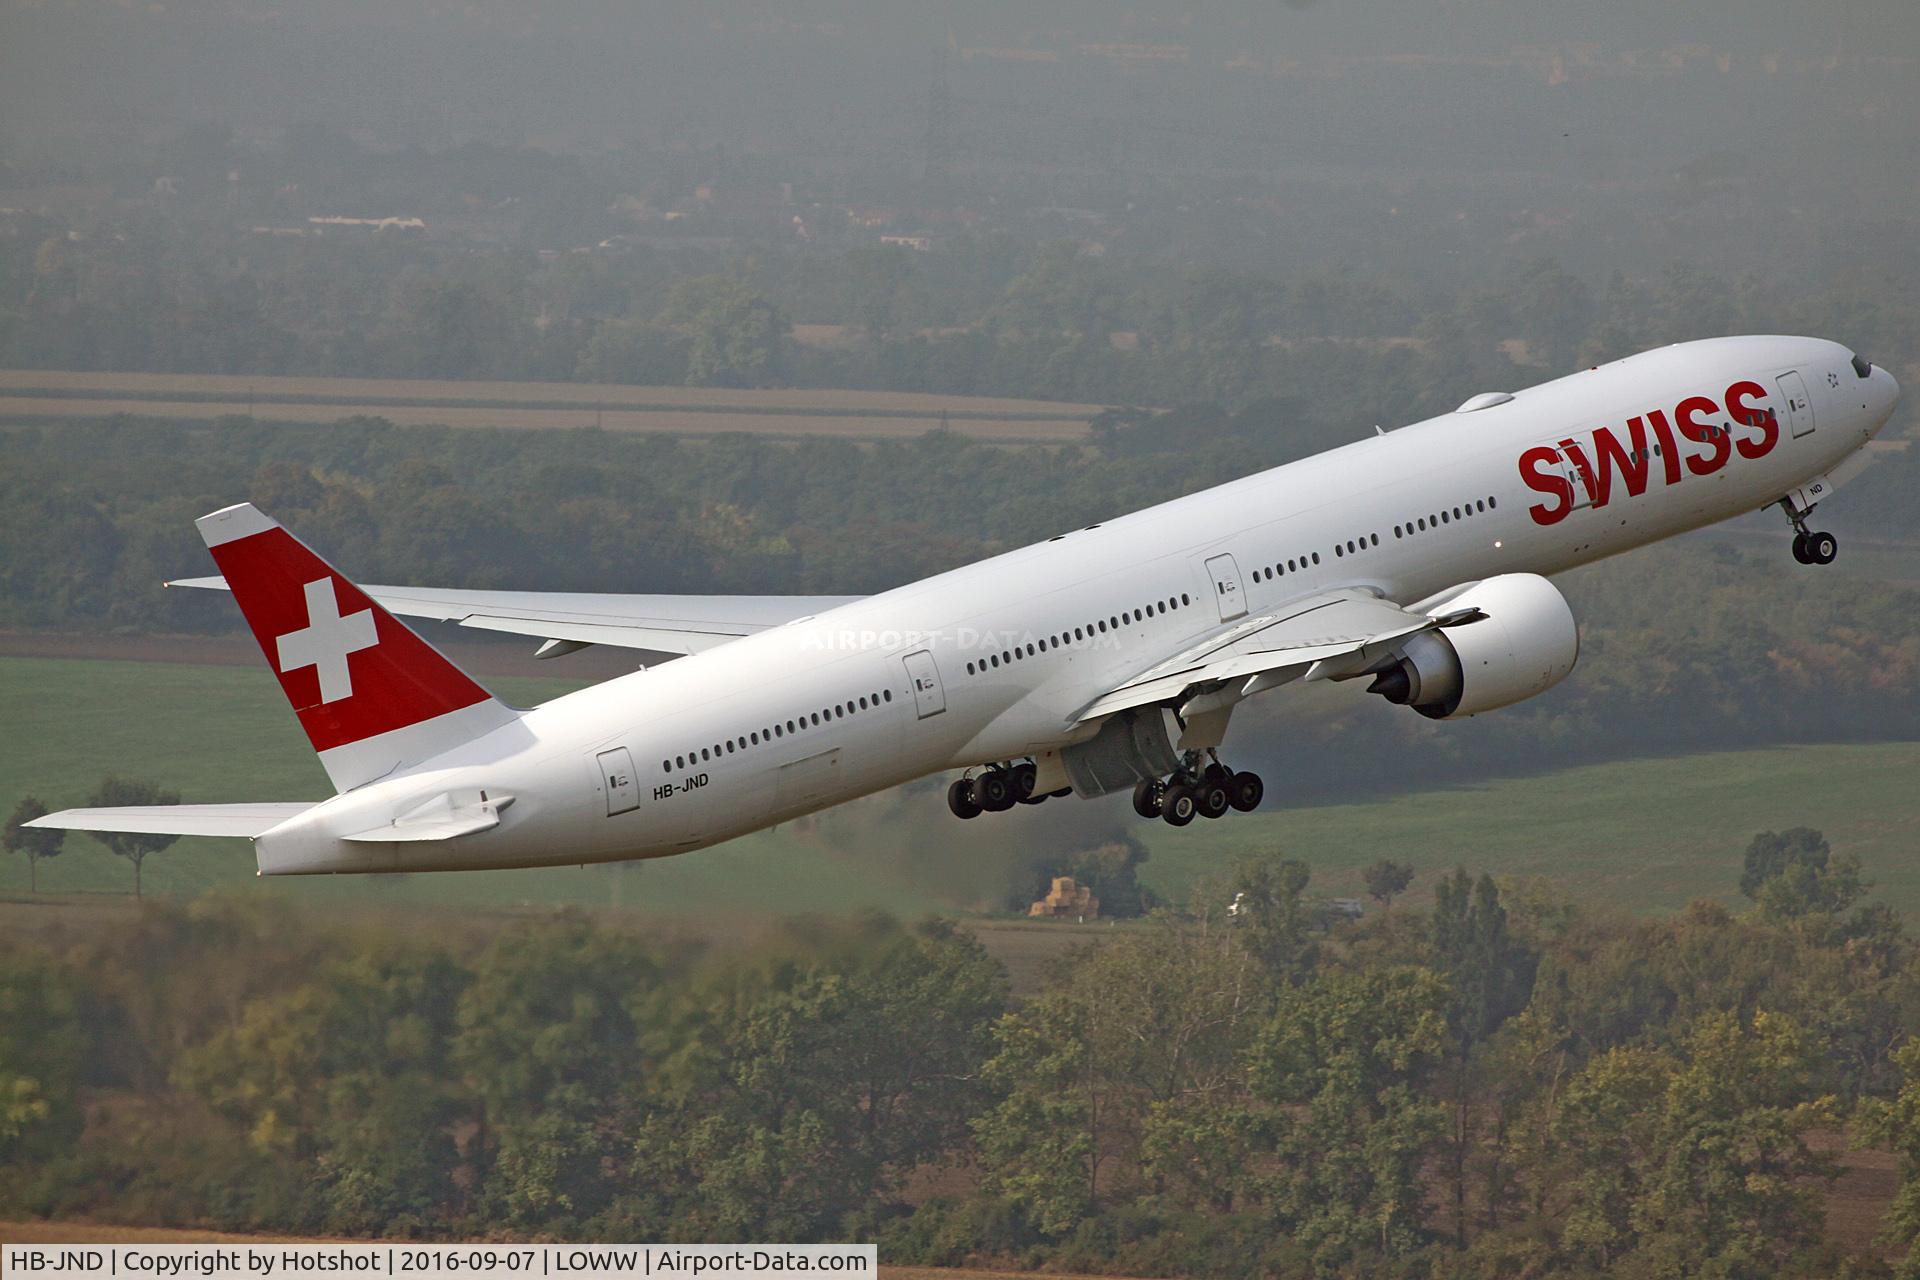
xmin=1204 ymin=553 xmax=1247 ymax=622
xmin=1777 ymin=370 xmax=1816 ymax=438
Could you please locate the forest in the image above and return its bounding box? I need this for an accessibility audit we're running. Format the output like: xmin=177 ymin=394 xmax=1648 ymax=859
xmin=6 ymin=218 xmax=1917 ymax=421
xmin=5 ymin=833 xmax=1920 ymax=1278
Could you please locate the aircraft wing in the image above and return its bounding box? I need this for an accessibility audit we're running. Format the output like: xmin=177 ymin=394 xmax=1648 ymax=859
xmin=1074 ymin=588 xmax=1463 ymax=722
xmin=168 ymin=577 xmax=863 ymax=658
xmin=27 ymin=803 xmax=314 ymax=838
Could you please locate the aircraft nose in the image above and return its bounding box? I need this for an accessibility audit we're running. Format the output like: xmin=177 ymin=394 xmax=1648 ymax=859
xmin=1872 ymin=363 xmax=1902 ymax=430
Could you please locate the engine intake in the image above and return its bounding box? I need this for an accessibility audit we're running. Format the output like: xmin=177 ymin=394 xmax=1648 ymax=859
xmin=1369 ymin=573 xmax=1578 ymax=719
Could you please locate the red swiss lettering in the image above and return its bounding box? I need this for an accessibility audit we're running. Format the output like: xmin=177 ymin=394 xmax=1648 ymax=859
xmin=1520 ymin=446 xmax=1573 ymax=526
xmin=1592 ymin=417 xmax=1654 ymax=505
xmin=1558 ymin=438 xmax=1602 ymax=507
xmin=1645 ymin=408 xmax=1684 ymax=486
xmin=1676 ymin=395 xmax=1730 ymax=476
xmin=1726 ymin=379 xmax=1778 ymax=460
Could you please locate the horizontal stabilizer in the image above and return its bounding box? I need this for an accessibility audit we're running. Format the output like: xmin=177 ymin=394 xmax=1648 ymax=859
xmin=27 ymin=803 xmax=314 ymax=838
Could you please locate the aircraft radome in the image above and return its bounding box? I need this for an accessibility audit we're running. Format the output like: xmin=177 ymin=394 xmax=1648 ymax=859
xmin=31 ymin=336 xmax=1902 ymax=873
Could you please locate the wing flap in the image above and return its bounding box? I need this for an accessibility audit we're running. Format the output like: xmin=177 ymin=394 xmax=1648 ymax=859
xmin=169 ymin=576 xmax=862 ymax=656
xmin=1075 ymin=589 xmax=1436 ymax=722
xmin=343 ymin=813 xmax=498 ymax=843
xmin=27 ymin=803 xmax=314 ymax=838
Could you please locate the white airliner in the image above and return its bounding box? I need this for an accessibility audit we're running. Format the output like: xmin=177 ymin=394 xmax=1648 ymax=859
xmin=31 ymin=336 xmax=1901 ymax=873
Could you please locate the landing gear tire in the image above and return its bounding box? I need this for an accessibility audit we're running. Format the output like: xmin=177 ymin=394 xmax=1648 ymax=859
xmin=1228 ymin=771 xmax=1264 ymax=813
xmin=1011 ymin=762 xmax=1043 ymax=804
xmin=1132 ymin=778 xmax=1165 ymax=819
xmin=1161 ymin=784 xmax=1197 ymax=827
xmin=1193 ymin=779 xmax=1232 ymax=820
xmin=976 ymin=771 xmax=1017 ymax=812
xmin=947 ymin=778 xmax=982 ymax=820
xmin=1807 ymin=531 xmax=1838 ymax=565
xmin=1792 ymin=532 xmax=1813 ymax=564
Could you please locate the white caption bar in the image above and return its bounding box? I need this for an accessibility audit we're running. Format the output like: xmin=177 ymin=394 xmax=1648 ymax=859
xmin=2 ymin=1246 xmax=876 ymax=1280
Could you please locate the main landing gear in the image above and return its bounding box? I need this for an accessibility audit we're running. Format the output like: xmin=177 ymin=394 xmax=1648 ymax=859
xmin=947 ymin=760 xmax=1071 ymax=819
xmin=1130 ymin=753 xmax=1264 ymax=828
xmin=1781 ymin=497 xmax=1837 ymax=566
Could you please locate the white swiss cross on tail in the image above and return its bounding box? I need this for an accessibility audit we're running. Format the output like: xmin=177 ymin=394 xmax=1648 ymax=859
xmin=193 ymin=502 xmax=514 ymax=790
xmin=277 ymin=578 xmax=378 ymax=704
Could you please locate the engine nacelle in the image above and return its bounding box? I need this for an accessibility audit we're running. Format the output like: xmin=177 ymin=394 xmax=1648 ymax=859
xmin=1367 ymin=573 xmax=1578 ymax=719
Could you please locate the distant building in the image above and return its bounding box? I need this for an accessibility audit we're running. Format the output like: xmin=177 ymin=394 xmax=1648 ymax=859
xmin=307 ymin=215 xmax=426 ymax=232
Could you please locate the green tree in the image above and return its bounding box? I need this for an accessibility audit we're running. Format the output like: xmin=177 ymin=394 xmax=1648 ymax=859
xmin=1631 ymin=1011 xmax=1838 ymax=1276
xmin=1740 ymin=827 xmax=1866 ymax=921
xmin=1249 ymin=965 xmax=1450 ymax=1266
xmin=1362 ymin=859 xmax=1415 ymax=909
xmin=1553 ymin=1044 xmax=1677 ymax=1265
xmin=85 ymin=776 xmax=180 ymax=898
xmin=1222 ymin=854 xmax=1320 ymax=986
xmin=4 ymin=795 xmax=65 ymax=892
xmin=378 ymin=274 xmax=518 ymax=379
xmin=574 ymin=318 xmax=688 ymax=385
xmin=175 ymin=944 xmax=470 ymax=1233
xmin=1857 ymin=1038 xmax=1920 ymax=1280
xmin=975 ymin=910 xmax=1264 ymax=1232
xmin=841 ymin=246 xmax=915 ymax=341
xmin=627 ymin=918 xmax=1006 ymax=1238
xmin=0 ymin=949 xmax=84 ymax=1161
xmin=1431 ymin=869 xmax=1537 ymax=1245
xmin=973 ymin=994 xmax=1096 ymax=1235
xmin=454 ymin=917 xmax=664 ymax=1227
xmin=658 ymin=273 xmax=789 ymax=388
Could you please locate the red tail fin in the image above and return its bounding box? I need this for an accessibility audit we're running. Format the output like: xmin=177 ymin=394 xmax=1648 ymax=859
xmin=196 ymin=503 xmax=517 ymax=790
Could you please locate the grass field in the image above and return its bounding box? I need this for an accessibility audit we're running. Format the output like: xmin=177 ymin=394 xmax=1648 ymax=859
xmin=0 ymin=371 xmax=1101 ymax=443
xmin=1136 ymin=739 xmax=1920 ymax=914
xmin=5 ymin=653 xmax=1918 ymax=920
xmin=0 ymin=654 xmax=949 ymax=915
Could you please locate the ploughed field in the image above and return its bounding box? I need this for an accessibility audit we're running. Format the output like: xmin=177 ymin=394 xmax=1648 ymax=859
xmin=0 ymin=371 xmax=1100 ymax=443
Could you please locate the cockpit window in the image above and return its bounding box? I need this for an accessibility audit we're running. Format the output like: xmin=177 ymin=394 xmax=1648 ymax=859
xmin=1853 ymin=353 xmax=1873 ymax=379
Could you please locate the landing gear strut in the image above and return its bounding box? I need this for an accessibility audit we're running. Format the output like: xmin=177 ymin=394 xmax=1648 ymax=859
xmin=1781 ymin=498 xmax=1837 ymax=566
xmin=1134 ymin=752 xmax=1264 ymax=827
xmin=948 ymin=761 xmax=1068 ymax=820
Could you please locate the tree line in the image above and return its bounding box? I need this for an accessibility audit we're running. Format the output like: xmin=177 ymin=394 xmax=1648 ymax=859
xmin=5 ymin=831 xmax=1920 ymax=1277
xmin=5 ymin=781 xmax=179 ymax=897
xmin=4 ymin=416 xmax=1919 ymax=796
xmin=6 ymin=212 xmax=1915 ymax=421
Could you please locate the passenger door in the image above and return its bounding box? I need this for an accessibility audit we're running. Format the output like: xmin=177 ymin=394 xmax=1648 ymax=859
xmin=901 ymin=649 xmax=946 ymax=719
xmin=1777 ymin=370 xmax=1816 ymax=438
xmin=596 ymin=747 xmax=640 ymax=816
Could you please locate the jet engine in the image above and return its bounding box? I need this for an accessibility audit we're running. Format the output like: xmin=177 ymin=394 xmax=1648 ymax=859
xmin=1366 ymin=573 xmax=1578 ymax=719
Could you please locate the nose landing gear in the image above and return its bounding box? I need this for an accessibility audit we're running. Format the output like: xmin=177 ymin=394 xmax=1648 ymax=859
xmin=1781 ymin=498 xmax=1838 ymax=566
xmin=1131 ymin=753 xmax=1265 ymax=827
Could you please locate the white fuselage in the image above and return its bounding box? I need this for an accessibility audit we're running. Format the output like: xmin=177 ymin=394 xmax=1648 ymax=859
xmin=257 ymin=336 xmax=1900 ymax=874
